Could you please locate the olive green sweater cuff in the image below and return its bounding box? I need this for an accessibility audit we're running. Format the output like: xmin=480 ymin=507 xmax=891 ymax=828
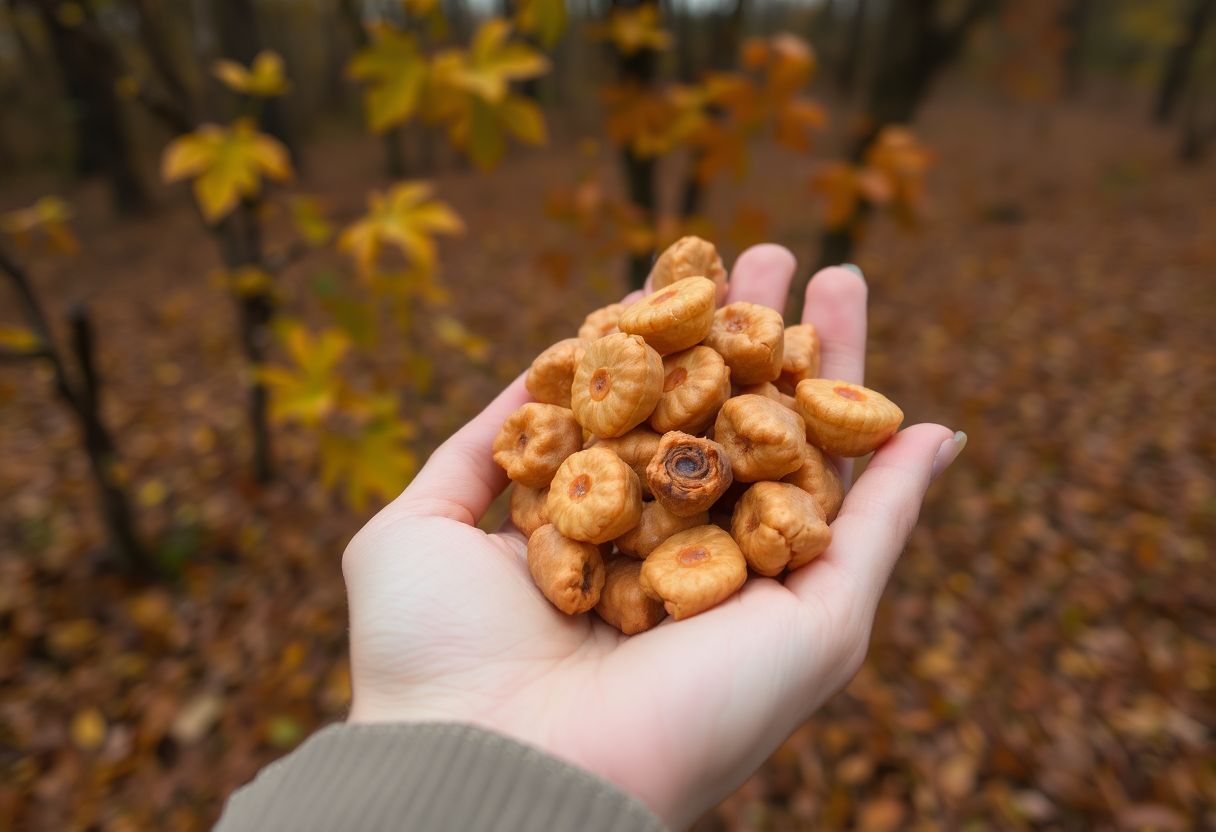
xmin=214 ymin=722 xmax=666 ymax=832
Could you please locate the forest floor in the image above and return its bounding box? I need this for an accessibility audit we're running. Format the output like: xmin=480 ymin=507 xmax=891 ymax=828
xmin=2 ymin=88 xmax=1214 ymax=830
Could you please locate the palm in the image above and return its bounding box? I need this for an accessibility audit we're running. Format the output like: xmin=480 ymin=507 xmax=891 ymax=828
xmin=343 ymin=250 xmax=956 ymax=829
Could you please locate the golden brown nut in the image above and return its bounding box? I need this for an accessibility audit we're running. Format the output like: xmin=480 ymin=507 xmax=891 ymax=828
xmin=645 ymin=432 xmax=733 ymax=517
xmin=649 ymin=235 xmax=729 ymax=305
xmin=781 ymin=443 xmax=844 ymax=522
xmin=527 ymin=524 xmax=605 ymax=614
xmin=546 ymin=447 xmax=643 ymax=543
xmin=650 ymin=347 xmax=732 ymax=434
xmin=776 ymin=324 xmax=821 ymax=395
xmin=596 ymin=557 xmax=667 ymax=634
xmin=571 ymin=333 xmax=664 ymax=438
xmin=509 ymin=484 xmax=550 ymax=537
xmin=618 ymin=276 xmax=716 ymax=355
xmin=639 ymin=526 xmax=747 ymax=620
xmin=587 ymin=426 xmax=662 ymax=496
xmin=734 ymin=381 xmax=797 ymax=411
xmin=731 ymin=482 xmax=831 ymax=576
xmin=703 ymin=302 xmax=784 ymax=384
xmin=526 ymin=338 xmax=586 ymax=408
xmin=713 ymin=394 xmax=807 ymax=481
xmin=615 ymin=500 xmax=707 ymax=558
xmin=492 ymin=403 xmax=583 ymax=488
xmin=795 ymin=379 xmax=904 ymax=457
xmin=578 ymin=302 xmax=626 ymax=340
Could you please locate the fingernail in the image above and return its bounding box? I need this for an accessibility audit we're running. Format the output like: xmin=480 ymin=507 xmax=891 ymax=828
xmin=931 ymin=431 xmax=967 ymax=480
xmin=839 ymin=263 xmax=864 ymax=280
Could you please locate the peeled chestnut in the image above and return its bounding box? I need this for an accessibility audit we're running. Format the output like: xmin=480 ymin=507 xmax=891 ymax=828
xmin=639 ymin=526 xmax=747 ymax=620
xmin=546 ymin=446 xmax=643 ymax=544
xmin=571 ymin=333 xmax=664 ymax=438
xmin=703 ymin=302 xmax=785 ymax=385
xmin=492 ymin=403 xmax=583 ymax=488
xmin=713 ymin=394 xmax=807 ymax=481
xmin=528 ymin=524 xmax=606 ymax=614
xmin=795 ymin=379 xmax=903 ymax=457
xmin=730 ymin=481 xmax=831 ymax=576
xmin=649 ymin=346 xmax=732 ymax=435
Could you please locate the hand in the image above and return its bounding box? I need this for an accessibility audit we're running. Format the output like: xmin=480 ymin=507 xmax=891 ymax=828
xmin=342 ymin=246 xmax=962 ymax=830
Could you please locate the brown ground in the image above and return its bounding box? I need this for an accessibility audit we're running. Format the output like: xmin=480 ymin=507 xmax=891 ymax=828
xmin=1 ymin=88 xmax=1214 ymax=830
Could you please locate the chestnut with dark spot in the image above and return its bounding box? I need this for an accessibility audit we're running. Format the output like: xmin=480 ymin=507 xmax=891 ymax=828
xmin=645 ymin=431 xmax=733 ymax=517
xmin=527 ymin=524 xmax=606 ymax=615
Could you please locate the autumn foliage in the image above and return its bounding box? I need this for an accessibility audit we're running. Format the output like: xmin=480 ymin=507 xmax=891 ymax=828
xmin=1 ymin=1 xmax=1213 ymax=829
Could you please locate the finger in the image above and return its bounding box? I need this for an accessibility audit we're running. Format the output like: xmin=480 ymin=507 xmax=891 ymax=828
xmin=802 ymin=266 xmax=867 ymax=385
xmin=622 ymin=289 xmax=644 ymax=305
xmin=726 ymin=244 xmax=797 ymax=311
xmin=392 ymin=374 xmax=530 ymax=524
xmin=786 ymin=424 xmax=958 ymax=618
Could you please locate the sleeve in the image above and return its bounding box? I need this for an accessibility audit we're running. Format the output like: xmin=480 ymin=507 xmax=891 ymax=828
xmin=213 ymin=722 xmax=667 ymax=832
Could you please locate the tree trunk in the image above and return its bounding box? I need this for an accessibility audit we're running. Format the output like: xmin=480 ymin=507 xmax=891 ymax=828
xmin=1178 ymin=90 xmax=1215 ymax=164
xmin=32 ymin=0 xmax=151 ymax=215
xmin=836 ymin=0 xmax=867 ymax=94
xmin=212 ymin=0 xmax=300 ymax=165
xmin=68 ymin=306 xmax=154 ymax=573
xmin=1154 ymin=0 xmax=1215 ymax=124
xmin=337 ymin=0 xmax=409 ymax=179
xmin=1059 ymin=0 xmax=1091 ymax=98
xmin=216 ymin=202 xmax=276 ymax=482
xmin=791 ymin=0 xmax=1002 ymax=317
xmin=0 ymin=244 xmax=153 ymax=574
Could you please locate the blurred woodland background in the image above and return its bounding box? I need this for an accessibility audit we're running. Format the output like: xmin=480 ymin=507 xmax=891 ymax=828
xmin=0 ymin=0 xmax=1213 ymax=829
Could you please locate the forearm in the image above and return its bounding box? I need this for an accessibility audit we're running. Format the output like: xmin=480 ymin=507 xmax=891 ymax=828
xmin=215 ymin=722 xmax=665 ymax=832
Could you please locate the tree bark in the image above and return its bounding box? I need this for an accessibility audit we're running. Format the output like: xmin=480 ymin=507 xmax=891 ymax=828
xmin=216 ymin=202 xmax=276 ymax=482
xmin=1154 ymin=0 xmax=1215 ymax=124
xmin=338 ymin=0 xmax=409 ymax=179
xmin=1059 ymin=0 xmax=1091 ymax=97
xmin=792 ymin=0 xmax=1002 ymax=317
xmin=30 ymin=0 xmax=151 ymax=214
xmin=212 ymin=0 xmax=300 ymax=165
xmin=0 ymin=243 xmax=154 ymax=574
xmin=836 ymin=0 xmax=868 ymax=94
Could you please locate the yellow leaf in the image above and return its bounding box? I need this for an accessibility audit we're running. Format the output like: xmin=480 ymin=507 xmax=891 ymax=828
xmin=71 ymin=707 xmax=106 ymax=751
xmin=137 ymin=479 xmax=167 ymax=508
xmin=499 ymin=95 xmax=546 ymax=144
xmin=56 ymin=2 xmax=84 ymax=27
xmin=765 ymin=33 xmax=816 ymax=98
xmin=213 ymin=50 xmax=289 ymax=97
xmin=692 ymin=122 xmax=748 ymax=182
xmin=0 ymin=196 xmax=78 ymax=253
xmin=160 ymin=120 xmax=293 ymax=223
xmin=339 ymin=182 xmax=463 ymax=274
xmin=740 ymin=37 xmax=768 ymax=69
xmin=443 ymin=19 xmax=549 ymax=104
xmin=773 ymin=98 xmax=827 ymax=152
xmin=810 ymin=162 xmax=859 ymax=230
xmin=433 ymin=315 xmax=490 ymax=362
xmin=515 ymin=0 xmax=567 ymax=48
xmin=289 ymin=196 xmax=334 ymax=246
xmin=216 ymin=265 xmax=276 ymax=298
xmin=256 ymin=322 xmax=350 ymax=425
xmin=347 ymin=25 xmax=428 ymax=133
xmin=0 ymin=325 xmax=41 ymax=353
xmin=598 ymin=6 xmax=670 ymax=55
xmin=319 ymin=402 xmax=417 ymax=510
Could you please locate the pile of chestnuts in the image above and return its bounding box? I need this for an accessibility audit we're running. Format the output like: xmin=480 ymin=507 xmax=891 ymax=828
xmin=493 ymin=236 xmax=904 ymax=634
